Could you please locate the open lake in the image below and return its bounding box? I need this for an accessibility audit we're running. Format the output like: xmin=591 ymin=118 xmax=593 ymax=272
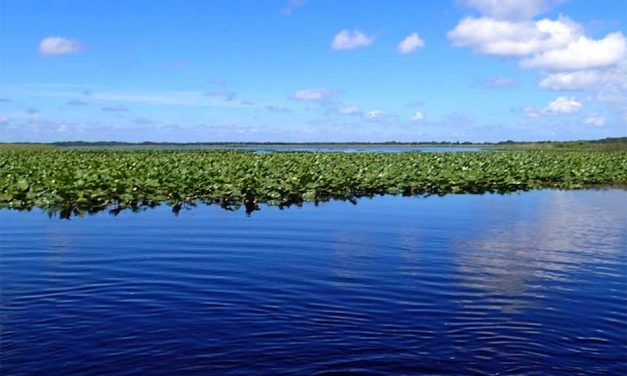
xmin=1 ymin=189 xmax=626 ymax=375
xmin=248 ymin=146 xmax=486 ymax=153
xmin=63 ymin=145 xmax=487 ymax=153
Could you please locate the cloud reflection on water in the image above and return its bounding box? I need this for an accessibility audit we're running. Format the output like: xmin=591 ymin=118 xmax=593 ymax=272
xmin=454 ymin=190 xmax=627 ymax=312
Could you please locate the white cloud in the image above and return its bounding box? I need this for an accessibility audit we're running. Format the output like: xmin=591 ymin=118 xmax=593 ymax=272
xmin=538 ymin=70 xmax=608 ymax=91
xmin=39 ymin=37 xmax=82 ymax=56
xmin=292 ymin=88 xmax=331 ymax=101
xmin=522 ymin=96 xmax=584 ymax=118
xmin=448 ymin=2 xmax=627 ymax=125
xmin=366 ymin=110 xmax=384 ymax=119
xmin=538 ymin=70 xmax=601 ymax=90
xmin=521 ymin=32 xmax=627 ymax=71
xmin=337 ymin=106 xmax=361 ymax=115
xmin=448 ymin=16 xmax=580 ymax=56
xmin=411 ymin=111 xmax=424 ymax=122
xmin=397 ymin=33 xmax=425 ymax=54
xmin=545 ymin=96 xmax=582 ymax=113
xmin=584 ymin=113 xmax=605 ymax=126
xmin=448 ymin=12 xmax=626 ymax=72
xmin=448 ymin=6 xmax=627 ymax=74
xmin=331 ymin=29 xmax=374 ymax=50
xmin=460 ymin=0 xmax=561 ymax=20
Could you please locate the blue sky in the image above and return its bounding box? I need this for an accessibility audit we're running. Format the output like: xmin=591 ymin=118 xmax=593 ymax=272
xmin=1 ymin=0 xmax=625 ymax=142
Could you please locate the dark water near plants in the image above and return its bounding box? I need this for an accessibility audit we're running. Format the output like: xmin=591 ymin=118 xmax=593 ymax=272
xmin=1 ymin=190 xmax=626 ymax=375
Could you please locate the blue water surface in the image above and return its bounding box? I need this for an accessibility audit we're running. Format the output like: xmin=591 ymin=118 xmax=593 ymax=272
xmin=66 ymin=145 xmax=487 ymax=153
xmin=251 ymin=146 xmax=485 ymax=153
xmin=1 ymin=189 xmax=626 ymax=375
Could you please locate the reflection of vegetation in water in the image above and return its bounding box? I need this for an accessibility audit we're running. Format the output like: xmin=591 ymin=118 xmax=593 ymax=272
xmin=454 ymin=191 xmax=627 ymax=312
xmin=1 ymin=148 xmax=625 ymax=218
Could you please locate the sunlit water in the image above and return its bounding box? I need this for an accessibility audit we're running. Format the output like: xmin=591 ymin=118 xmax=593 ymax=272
xmin=1 ymin=190 xmax=626 ymax=375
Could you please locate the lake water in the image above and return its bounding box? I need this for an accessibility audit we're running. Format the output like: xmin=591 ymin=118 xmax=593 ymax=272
xmin=251 ymin=146 xmax=485 ymax=153
xmin=1 ymin=190 xmax=626 ymax=375
xmin=66 ymin=145 xmax=487 ymax=153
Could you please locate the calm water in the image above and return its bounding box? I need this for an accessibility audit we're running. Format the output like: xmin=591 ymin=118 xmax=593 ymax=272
xmin=68 ymin=145 xmax=486 ymax=153
xmin=1 ymin=190 xmax=626 ymax=375
xmin=251 ymin=146 xmax=485 ymax=153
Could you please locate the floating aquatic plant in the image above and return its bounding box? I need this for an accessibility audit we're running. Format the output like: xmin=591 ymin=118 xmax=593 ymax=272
xmin=1 ymin=149 xmax=625 ymax=217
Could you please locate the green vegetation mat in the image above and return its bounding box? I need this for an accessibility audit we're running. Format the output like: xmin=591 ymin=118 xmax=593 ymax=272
xmin=1 ymin=149 xmax=626 ymax=216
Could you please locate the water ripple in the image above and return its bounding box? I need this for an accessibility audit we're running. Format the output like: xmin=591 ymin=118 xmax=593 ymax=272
xmin=1 ymin=190 xmax=626 ymax=375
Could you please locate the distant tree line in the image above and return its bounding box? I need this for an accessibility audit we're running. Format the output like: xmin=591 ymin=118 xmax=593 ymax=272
xmin=1 ymin=137 xmax=625 ymax=147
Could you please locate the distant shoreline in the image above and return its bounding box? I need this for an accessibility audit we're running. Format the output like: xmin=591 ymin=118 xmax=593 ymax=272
xmin=1 ymin=136 xmax=625 ymax=148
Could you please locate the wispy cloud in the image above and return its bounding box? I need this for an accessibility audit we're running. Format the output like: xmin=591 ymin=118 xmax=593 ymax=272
xmin=94 ymin=92 xmax=216 ymax=106
xmin=67 ymin=99 xmax=89 ymax=106
xmin=132 ymin=117 xmax=159 ymax=125
xmin=337 ymin=106 xmax=362 ymax=115
xmin=459 ymin=0 xmax=562 ymax=20
xmin=405 ymin=100 xmax=425 ymax=108
xmin=203 ymin=90 xmax=237 ymax=101
xmin=584 ymin=113 xmax=605 ymax=126
xmin=476 ymin=76 xmax=519 ymax=89
xmin=366 ymin=110 xmax=384 ymax=120
xmin=292 ymin=88 xmax=331 ymax=102
xmin=331 ymin=29 xmax=374 ymax=50
xmin=163 ymin=60 xmax=191 ymax=70
xmin=39 ymin=36 xmax=83 ymax=56
xmin=4 ymin=86 xmax=249 ymax=108
xmin=265 ymin=105 xmax=291 ymax=113
xmin=202 ymin=80 xmax=239 ymax=102
xmin=102 ymin=105 xmax=130 ymax=113
xmin=281 ymin=0 xmax=307 ymax=15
